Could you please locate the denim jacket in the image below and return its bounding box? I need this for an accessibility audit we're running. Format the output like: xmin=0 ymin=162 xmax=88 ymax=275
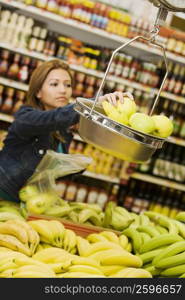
xmin=0 ymin=104 xmax=79 ymax=201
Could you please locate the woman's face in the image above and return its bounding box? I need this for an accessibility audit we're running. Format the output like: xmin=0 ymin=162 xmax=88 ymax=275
xmin=37 ymin=68 xmax=72 ymax=110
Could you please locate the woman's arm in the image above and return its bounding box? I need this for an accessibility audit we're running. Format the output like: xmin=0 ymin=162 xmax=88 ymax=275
xmin=12 ymin=104 xmax=79 ymax=139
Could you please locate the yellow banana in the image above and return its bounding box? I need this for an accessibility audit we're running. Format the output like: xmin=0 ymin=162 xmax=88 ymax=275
xmin=47 ymin=261 xmax=72 ymax=274
xmin=83 ymin=241 xmax=124 ymax=257
xmin=100 ymin=231 xmax=120 ymax=244
xmin=58 ymin=271 xmax=105 ymax=278
xmin=32 ymin=247 xmax=73 ymax=263
xmin=71 ymin=257 xmax=100 ymax=269
xmin=47 ymin=220 xmax=65 ymax=247
xmin=28 ymin=220 xmax=54 ymax=244
xmin=0 ymin=268 xmax=17 ymax=278
xmin=76 ymin=236 xmax=91 ymax=256
xmin=87 ymin=233 xmax=108 ymax=244
xmin=63 ymin=229 xmax=77 ymax=252
xmin=0 ymin=257 xmax=17 ymax=272
xmin=0 ymin=221 xmax=28 ymax=245
xmin=110 ymin=267 xmax=152 ymax=278
xmin=13 ymin=256 xmax=55 ymax=274
xmin=13 ymin=264 xmax=55 ymax=276
xmin=13 ymin=270 xmax=55 ymax=278
xmin=0 ymin=212 xmax=24 ymax=221
xmin=44 ymin=206 xmax=72 ymax=217
xmin=122 ymin=227 xmax=142 ymax=254
xmin=119 ymin=234 xmax=129 ymax=249
xmin=101 ymin=252 xmax=143 ymax=268
xmin=175 ymin=212 xmax=185 ymax=222
xmin=0 ymin=234 xmax=31 ymax=256
xmin=125 ymin=242 xmax=132 ymax=253
xmin=68 ymin=264 xmax=104 ymax=275
xmin=7 ymin=219 xmax=40 ymax=255
xmin=101 ymin=265 xmax=124 ymax=276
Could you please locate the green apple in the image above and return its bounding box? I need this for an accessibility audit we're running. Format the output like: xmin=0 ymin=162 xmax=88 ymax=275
xmin=102 ymin=100 xmax=114 ymax=116
xmin=19 ymin=185 xmax=39 ymax=202
xmin=129 ymin=112 xmax=155 ymax=134
xmin=116 ymin=97 xmax=137 ymax=118
xmin=26 ymin=193 xmax=53 ymax=215
xmin=108 ymin=110 xmax=128 ymax=125
xmin=151 ymin=115 xmax=174 ymax=138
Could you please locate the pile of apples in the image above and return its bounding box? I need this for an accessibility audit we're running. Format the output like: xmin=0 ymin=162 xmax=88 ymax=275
xmin=102 ymin=96 xmax=173 ymax=138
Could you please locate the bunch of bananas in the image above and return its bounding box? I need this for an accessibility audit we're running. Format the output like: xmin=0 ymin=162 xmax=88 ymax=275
xmin=28 ymin=219 xmax=77 ymax=254
xmin=0 ymin=219 xmax=40 ymax=256
xmin=0 ymin=200 xmax=25 ymax=221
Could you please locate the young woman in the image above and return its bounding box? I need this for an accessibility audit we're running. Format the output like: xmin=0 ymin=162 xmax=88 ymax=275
xmin=0 ymin=59 xmax=132 ymax=202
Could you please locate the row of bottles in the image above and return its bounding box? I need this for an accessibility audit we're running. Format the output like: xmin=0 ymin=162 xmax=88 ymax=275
xmin=0 ymin=49 xmax=42 ymax=83
xmin=154 ymin=99 xmax=185 ymax=139
xmin=0 ymin=129 xmax=7 ymax=150
xmin=69 ymin=140 xmax=126 ymax=179
xmin=138 ymin=143 xmax=185 ymax=183
xmin=121 ymin=178 xmax=185 ymax=216
xmin=159 ymin=61 xmax=185 ymax=96
xmin=0 ymin=85 xmax=26 ymax=114
xmin=56 ymin=178 xmax=120 ymax=210
xmin=17 ymin=0 xmax=185 ymax=57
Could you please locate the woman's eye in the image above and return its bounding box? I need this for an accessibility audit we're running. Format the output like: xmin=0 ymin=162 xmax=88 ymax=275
xmin=66 ymin=84 xmax=72 ymax=88
xmin=51 ymin=83 xmax=58 ymax=86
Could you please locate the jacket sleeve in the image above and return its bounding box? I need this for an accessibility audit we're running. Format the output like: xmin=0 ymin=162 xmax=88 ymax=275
xmin=12 ymin=104 xmax=80 ymax=139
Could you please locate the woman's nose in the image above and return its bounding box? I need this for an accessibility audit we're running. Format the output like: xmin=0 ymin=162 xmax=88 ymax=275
xmin=59 ymin=84 xmax=66 ymax=93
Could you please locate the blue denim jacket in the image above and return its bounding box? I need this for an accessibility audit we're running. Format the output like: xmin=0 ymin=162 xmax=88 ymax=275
xmin=0 ymin=104 xmax=79 ymax=202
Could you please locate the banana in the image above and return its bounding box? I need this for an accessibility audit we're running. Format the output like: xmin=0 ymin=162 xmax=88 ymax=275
xmin=28 ymin=220 xmax=54 ymax=244
xmin=13 ymin=270 xmax=55 ymax=278
xmin=160 ymin=264 xmax=185 ymax=277
xmin=7 ymin=219 xmax=40 ymax=255
xmin=114 ymin=206 xmax=132 ymax=219
xmin=58 ymin=271 xmax=105 ymax=278
xmin=125 ymin=242 xmax=132 ymax=253
xmin=0 ymin=257 xmax=17 ymax=272
xmin=44 ymin=206 xmax=72 ymax=217
xmin=140 ymin=234 xmax=183 ymax=254
xmin=155 ymin=225 xmax=168 ymax=234
xmin=138 ymin=248 xmax=165 ymax=264
xmin=63 ymin=229 xmax=77 ymax=252
xmin=13 ymin=264 xmax=55 ymax=276
xmin=0 ymin=268 xmax=17 ymax=278
xmin=129 ymin=213 xmax=140 ymax=228
xmin=179 ymin=273 xmax=185 ymax=278
xmin=13 ymin=256 xmax=54 ymax=274
xmin=68 ymin=264 xmax=104 ymax=275
xmin=103 ymin=201 xmax=116 ymax=228
xmin=110 ymin=212 xmax=133 ymax=231
xmin=139 ymin=214 xmax=150 ymax=226
xmin=175 ymin=212 xmax=185 ymax=223
xmin=0 ymin=212 xmax=24 ymax=221
xmin=144 ymin=211 xmax=178 ymax=234
xmin=88 ymin=249 xmax=124 ymax=263
xmin=83 ymin=241 xmax=124 ymax=257
xmin=32 ymin=247 xmax=73 ymax=263
xmin=76 ymin=236 xmax=91 ymax=256
xmin=78 ymin=209 xmax=101 ymax=226
xmin=0 ymin=200 xmax=19 ymax=208
xmin=47 ymin=220 xmax=65 ymax=247
xmin=100 ymin=265 xmax=124 ymax=276
xmin=109 ymin=267 xmax=135 ymax=278
xmin=101 ymin=252 xmax=143 ymax=268
xmin=122 ymin=227 xmax=142 ymax=254
xmin=139 ymin=232 xmax=151 ymax=244
xmin=68 ymin=211 xmax=79 ymax=223
xmin=0 ymin=207 xmax=21 ymax=216
xmin=155 ymin=252 xmax=185 ymax=269
xmin=87 ymin=233 xmax=108 ymax=244
xmin=0 ymin=234 xmax=31 ymax=256
xmin=142 ymin=265 xmax=160 ymax=276
xmin=47 ymin=261 xmax=71 ymax=274
xmin=0 ymin=221 xmax=28 ymax=245
xmin=152 ymin=241 xmax=185 ymax=266
xmin=119 ymin=234 xmax=129 ymax=249
xmin=172 ymin=220 xmax=185 ymax=239
xmin=136 ymin=225 xmax=160 ymax=238
xmin=100 ymin=231 xmax=120 ymax=244
xmin=110 ymin=267 xmax=152 ymax=278
xmin=71 ymin=257 xmax=100 ymax=269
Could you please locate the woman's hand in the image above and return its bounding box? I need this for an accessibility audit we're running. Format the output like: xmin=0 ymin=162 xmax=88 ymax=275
xmin=98 ymin=91 xmax=134 ymax=106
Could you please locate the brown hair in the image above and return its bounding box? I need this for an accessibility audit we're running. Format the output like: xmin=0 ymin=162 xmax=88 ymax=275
xmin=26 ymin=59 xmax=74 ymax=109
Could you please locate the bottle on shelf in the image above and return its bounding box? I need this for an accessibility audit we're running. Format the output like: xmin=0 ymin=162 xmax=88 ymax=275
xmin=1 ymin=87 xmax=14 ymax=114
xmin=7 ymin=53 xmax=21 ymax=80
xmin=0 ymin=50 xmax=10 ymax=76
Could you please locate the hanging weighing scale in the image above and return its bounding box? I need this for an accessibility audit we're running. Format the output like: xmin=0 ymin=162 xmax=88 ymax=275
xmin=74 ymin=0 xmax=185 ymax=163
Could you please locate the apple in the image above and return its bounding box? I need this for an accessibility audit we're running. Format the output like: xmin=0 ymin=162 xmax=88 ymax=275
xmin=102 ymin=100 xmax=114 ymax=116
xmin=19 ymin=185 xmax=39 ymax=202
xmin=116 ymin=97 xmax=137 ymax=118
xmin=151 ymin=115 xmax=174 ymax=138
xmin=129 ymin=112 xmax=155 ymax=134
xmin=108 ymin=110 xmax=128 ymax=125
xmin=26 ymin=193 xmax=53 ymax=215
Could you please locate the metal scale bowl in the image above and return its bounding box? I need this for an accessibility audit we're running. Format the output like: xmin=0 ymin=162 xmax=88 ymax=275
xmin=74 ymin=1 xmax=185 ymax=163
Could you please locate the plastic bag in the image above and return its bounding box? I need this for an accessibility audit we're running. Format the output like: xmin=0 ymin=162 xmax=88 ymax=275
xmin=19 ymin=150 xmax=92 ymax=212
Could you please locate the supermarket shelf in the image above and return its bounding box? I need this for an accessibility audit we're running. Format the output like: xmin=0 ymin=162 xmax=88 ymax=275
xmin=1 ymin=0 xmax=185 ymax=65
xmin=0 ymin=77 xmax=28 ymax=91
xmin=83 ymin=171 xmax=120 ymax=184
xmin=1 ymin=43 xmax=185 ymax=104
xmin=131 ymin=172 xmax=185 ymax=192
xmin=167 ymin=136 xmax=185 ymax=147
xmin=0 ymin=112 xmax=13 ymax=123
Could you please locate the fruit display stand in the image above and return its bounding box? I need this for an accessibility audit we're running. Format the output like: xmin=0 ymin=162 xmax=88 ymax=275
xmin=27 ymin=213 xmax=120 ymax=238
